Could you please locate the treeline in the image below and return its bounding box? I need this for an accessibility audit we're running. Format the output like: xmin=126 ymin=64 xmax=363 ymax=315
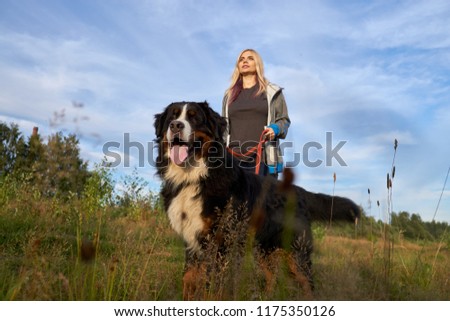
xmin=1 ymin=122 xmax=448 ymax=243
xmin=0 ymin=122 xmax=155 ymax=214
xmin=0 ymin=122 xmax=89 ymax=198
xmin=391 ymin=211 xmax=448 ymax=242
xmin=348 ymin=210 xmax=449 ymax=244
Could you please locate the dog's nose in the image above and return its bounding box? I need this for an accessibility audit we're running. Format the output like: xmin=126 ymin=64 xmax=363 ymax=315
xmin=169 ymin=120 xmax=184 ymax=133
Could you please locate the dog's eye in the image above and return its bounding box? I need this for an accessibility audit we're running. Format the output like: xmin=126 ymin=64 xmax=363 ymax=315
xmin=172 ymin=109 xmax=181 ymax=119
xmin=187 ymin=110 xmax=196 ymax=117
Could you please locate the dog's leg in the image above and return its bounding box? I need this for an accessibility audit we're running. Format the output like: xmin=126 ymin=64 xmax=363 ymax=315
xmin=258 ymin=249 xmax=284 ymax=297
xmin=182 ymin=266 xmax=196 ymax=300
xmin=182 ymin=249 xmax=207 ymax=300
xmin=260 ymin=249 xmax=314 ymax=299
xmin=182 ymin=264 xmax=206 ymax=300
xmin=286 ymin=253 xmax=314 ymax=299
xmin=289 ymin=224 xmax=315 ymax=298
xmin=259 ymin=255 xmax=276 ymax=296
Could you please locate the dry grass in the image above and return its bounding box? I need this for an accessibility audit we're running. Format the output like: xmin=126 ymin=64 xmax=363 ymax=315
xmin=314 ymin=236 xmax=449 ymax=300
xmin=1 ymin=201 xmax=448 ymax=300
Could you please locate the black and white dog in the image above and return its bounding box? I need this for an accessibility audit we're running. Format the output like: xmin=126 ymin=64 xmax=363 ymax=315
xmin=154 ymin=101 xmax=359 ymax=299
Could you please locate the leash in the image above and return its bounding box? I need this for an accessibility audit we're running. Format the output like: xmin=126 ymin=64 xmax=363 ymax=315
xmin=227 ymin=129 xmax=271 ymax=175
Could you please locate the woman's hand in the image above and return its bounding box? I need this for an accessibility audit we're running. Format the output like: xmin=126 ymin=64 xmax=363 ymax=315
xmin=263 ymin=127 xmax=275 ymax=141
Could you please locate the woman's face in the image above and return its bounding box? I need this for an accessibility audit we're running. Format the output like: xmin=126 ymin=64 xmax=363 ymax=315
xmin=238 ymin=51 xmax=257 ymax=75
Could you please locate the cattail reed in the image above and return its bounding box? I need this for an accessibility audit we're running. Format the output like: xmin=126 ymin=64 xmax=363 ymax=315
xmin=384 ymin=139 xmax=398 ymax=295
xmin=329 ymin=172 xmax=336 ymax=228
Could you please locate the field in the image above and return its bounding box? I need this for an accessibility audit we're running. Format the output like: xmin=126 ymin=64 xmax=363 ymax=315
xmin=0 ymin=189 xmax=448 ymax=301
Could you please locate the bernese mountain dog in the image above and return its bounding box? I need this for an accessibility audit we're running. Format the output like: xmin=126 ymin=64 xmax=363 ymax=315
xmin=154 ymin=101 xmax=360 ymax=300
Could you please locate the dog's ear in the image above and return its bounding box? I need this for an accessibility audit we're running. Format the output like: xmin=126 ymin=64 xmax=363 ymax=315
xmin=213 ymin=111 xmax=228 ymax=142
xmin=200 ymin=101 xmax=227 ymax=142
xmin=154 ymin=111 xmax=167 ymax=139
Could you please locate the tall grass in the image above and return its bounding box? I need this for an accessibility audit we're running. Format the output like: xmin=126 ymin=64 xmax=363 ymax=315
xmin=1 ymin=139 xmax=449 ymax=300
xmin=0 ymin=171 xmax=448 ymax=300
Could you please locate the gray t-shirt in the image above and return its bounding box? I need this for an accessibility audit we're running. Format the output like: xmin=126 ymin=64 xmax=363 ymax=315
xmin=228 ymin=84 xmax=267 ymax=157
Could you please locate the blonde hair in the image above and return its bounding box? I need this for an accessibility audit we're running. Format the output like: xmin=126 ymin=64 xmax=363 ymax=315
xmin=226 ymin=49 xmax=269 ymax=103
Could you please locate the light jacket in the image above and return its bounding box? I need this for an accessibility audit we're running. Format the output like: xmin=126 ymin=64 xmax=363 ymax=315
xmin=222 ymin=82 xmax=291 ymax=174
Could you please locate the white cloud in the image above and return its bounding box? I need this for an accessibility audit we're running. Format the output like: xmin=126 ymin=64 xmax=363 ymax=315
xmin=366 ymin=131 xmax=416 ymax=146
xmin=1 ymin=0 xmax=449 ymax=222
xmin=351 ymin=0 xmax=450 ymax=49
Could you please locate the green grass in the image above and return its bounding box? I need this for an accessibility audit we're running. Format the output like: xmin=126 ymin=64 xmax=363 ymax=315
xmin=0 ymin=194 xmax=448 ymax=300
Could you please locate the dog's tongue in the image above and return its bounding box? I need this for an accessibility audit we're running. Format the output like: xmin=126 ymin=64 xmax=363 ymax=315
xmin=170 ymin=145 xmax=189 ymax=165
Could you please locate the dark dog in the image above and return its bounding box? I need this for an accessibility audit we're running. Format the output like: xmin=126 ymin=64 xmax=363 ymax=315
xmin=154 ymin=101 xmax=359 ymax=299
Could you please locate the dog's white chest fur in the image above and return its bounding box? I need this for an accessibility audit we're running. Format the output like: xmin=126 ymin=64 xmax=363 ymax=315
xmin=167 ymin=184 xmax=204 ymax=254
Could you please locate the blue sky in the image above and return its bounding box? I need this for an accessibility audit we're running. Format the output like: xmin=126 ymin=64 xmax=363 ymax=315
xmin=1 ymin=0 xmax=449 ymax=223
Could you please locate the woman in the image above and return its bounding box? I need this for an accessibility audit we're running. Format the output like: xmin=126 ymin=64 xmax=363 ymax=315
xmin=222 ymin=49 xmax=290 ymax=177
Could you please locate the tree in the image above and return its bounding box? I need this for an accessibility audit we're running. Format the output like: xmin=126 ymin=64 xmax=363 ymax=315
xmin=0 ymin=122 xmax=27 ymax=176
xmin=38 ymin=132 xmax=89 ymax=198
